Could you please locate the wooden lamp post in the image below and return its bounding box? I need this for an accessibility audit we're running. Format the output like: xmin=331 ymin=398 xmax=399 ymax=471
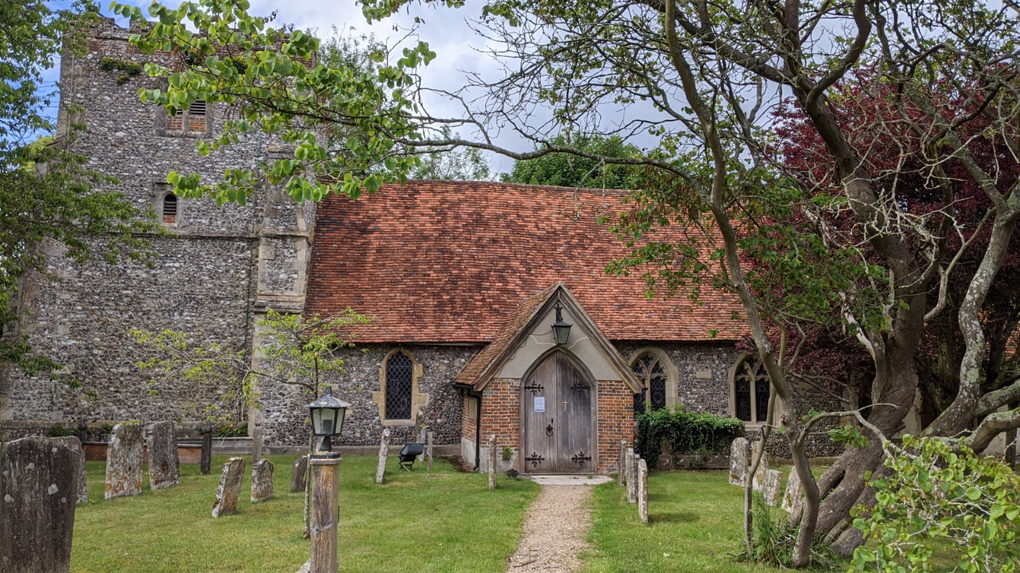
xmin=307 ymin=388 xmax=350 ymax=573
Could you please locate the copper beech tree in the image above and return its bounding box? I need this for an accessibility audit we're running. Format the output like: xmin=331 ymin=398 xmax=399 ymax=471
xmin=112 ymin=0 xmax=1020 ymax=566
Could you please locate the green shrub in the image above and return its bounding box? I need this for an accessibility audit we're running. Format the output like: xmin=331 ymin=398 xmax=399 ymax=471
xmin=214 ymin=423 xmax=249 ymax=438
xmin=634 ymin=405 xmax=744 ymax=470
xmin=46 ymin=423 xmax=75 ymax=437
xmin=99 ymin=57 xmax=143 ymax=84
xmin=851 ymin=435 xmax=1020 ymax=572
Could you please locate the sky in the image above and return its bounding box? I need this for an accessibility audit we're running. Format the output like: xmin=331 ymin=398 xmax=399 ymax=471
xmin=38 ymin=0 xmax=531 ymax=174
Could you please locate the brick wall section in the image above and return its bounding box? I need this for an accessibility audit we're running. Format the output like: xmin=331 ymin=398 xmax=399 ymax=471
xmin=461 ymin=396 xmax=476 ymax=443
xmin=479 ymin=378 xmax=520 ymax=470
xmin=597 ymin=379 xmax=635 ymax=473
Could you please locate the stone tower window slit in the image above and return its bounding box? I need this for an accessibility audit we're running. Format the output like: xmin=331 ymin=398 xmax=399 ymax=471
xmin=385 ymin=351 xmax=413 ymax=420
xmin=162 ymin=193 xmax=177 ymax=224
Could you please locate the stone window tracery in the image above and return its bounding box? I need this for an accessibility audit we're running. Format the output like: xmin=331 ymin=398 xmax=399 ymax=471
xmin=629 ymin=348 xmax=678 ymax=414
xmin=731 ymin=355 xmax=772 ymax=424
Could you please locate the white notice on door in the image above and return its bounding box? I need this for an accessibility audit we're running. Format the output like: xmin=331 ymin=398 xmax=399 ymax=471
xmin=534 ymin=396 xmax=545 ymax=413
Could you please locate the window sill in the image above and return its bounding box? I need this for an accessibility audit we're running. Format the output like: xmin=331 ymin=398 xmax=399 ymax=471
xmin=380 ymin=419 xmax=416 ymax=427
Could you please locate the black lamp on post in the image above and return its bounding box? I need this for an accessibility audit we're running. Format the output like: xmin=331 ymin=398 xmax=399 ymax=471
xmin=552 ymin=302 xmax=572 ymax=345
xmin=307 ymin=387 xmax=350 ymax=459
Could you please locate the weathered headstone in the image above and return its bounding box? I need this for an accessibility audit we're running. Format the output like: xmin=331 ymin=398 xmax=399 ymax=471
xmin=251 ymin=458 xmax=275 ymax=503
xmin=1 ymin=436 xmax=83 ymax=573
xmin=417 ymin=427 xmax=427 ymax=463
xmin=148 ymin=421 xmax=180 ymax=491
xmin=375 ymin=429 xmax=390 ymax=485
xmin=758 ymin=469 xmax=783 ymax=507
xmin=76 ymin=439 xmax=88 ymax=504
xmin=488 ymin=435 xmax=497 ymax=490
xmin=200 ymin=421 xmax=212 ymax=476
xmin=291 ymin=455 xmax=309 ymax=492
xmin=618 ymin=440 xmax=627 ymax=486
xmin=252 ymin=426 xmax=264 ymax=464
xmin=105 ymin=422 xmax=143 ymax=500
xmin=729 ymin=437 xmax=749 ymax=486
xmin=627 ymin=449 xmax=637 ymax=503
xmin=211 ymin=457 xmax=246 ymax=518
xmin=750 ymin=440 xmax=768 ymax=491
xmin=427 ymin=431 xmax=434 ymax=472
xmin=781 ymin=470 xmax=803 ymax=514
xmin=638 ymin=458 xmax=649 ymax=523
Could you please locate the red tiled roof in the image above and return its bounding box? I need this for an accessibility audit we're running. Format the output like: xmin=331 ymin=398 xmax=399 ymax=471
xmin=305 ymin=180 xmax=747 ymax=343
xmin=454 ymin=283 xmax=558 ymax=387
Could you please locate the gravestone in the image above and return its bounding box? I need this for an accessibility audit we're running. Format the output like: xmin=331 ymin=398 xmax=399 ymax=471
xmin=212 ymin=457 xmax=246 ymax=518
xmin=729 ymin=437 xmax=749 ymax=486
xmin=291 ymin=455 xmax=309 ymax=492
xmin=488 ymin=435 xmax=497 ymax=490
xmin=251 ymin=459 xmax=274 ymax=503
xmin=782 ymin=471 xmax=803 ymax=514
xmin=417 ymin=427 xmax=427 ymax=463
xmin=148 ymin=421 xmax=180 ymax=491
xmin=627 ymin=449 xmax=637 ymax=504
xmin=76 ymin=439 xmax=88 ymax=504
xmin=427 ymin=431 xmax=434 ymax=472
xmin=618 ymin=440 xmax=627 ymax=486
xmin=375 ymin=429 xmax=390 ymax=485
xmin=200 ymin=422 xmax=212 ymax=475
xmin=750 ymin=440 xmax=768 ymax=491
xmin=638 ymin=458 xmax=649 ymax=523
xmin=1 ymin=436 xmax=83 ymax=573
xmin=252 ymin=427 xmax=264 ymax=464
xmin=105 ymin=422 xmax=143 ymax=500
xmin=758 ymin=469 xmax=783 ymax=507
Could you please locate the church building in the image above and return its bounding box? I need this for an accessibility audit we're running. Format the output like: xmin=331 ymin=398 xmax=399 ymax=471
xmin=0 ymin=19 xmax=773 ymax=475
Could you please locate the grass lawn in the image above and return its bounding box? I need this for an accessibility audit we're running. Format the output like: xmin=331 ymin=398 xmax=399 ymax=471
xmin=71 ymin=454 xmax=538 ymax=572
xmin=582 ymin=470 xmax=801 ymax=573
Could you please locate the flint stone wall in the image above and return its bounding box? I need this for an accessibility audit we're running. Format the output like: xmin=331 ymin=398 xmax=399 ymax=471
xmin=0 ymin=19 xmax=312 ymax=438
xmin=0 ymin=436 xmax=82 ymax=573
xmin=257 ymin=344 xmax=475 ymax=447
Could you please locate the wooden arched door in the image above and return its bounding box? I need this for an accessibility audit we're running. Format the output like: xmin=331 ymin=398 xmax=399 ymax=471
xmin=521 ymin=351 xmax=594 ymax=474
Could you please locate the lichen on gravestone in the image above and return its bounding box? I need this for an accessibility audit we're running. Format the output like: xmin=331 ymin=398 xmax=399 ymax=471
xmin=729 ymin=437 xmax=749 ymax=487
xmin=212 ymin=457 xmax=246 ymax=518
xmin=147 ymin=421 xmax=180 ymax=491
xmin=105 ymin=422 xmax=143 ymax=500
xmin=1 ymin=436 xmax=83 ymax=572
xmin=638 ymin=458 xmax=649 ymax=523
xmin=781 ymin=470 xmax=803 ymax=514
xmin=251 ymin=458 xmax=274 ymax=503
xmin=291 ymin=455 xmax=309 ymax=492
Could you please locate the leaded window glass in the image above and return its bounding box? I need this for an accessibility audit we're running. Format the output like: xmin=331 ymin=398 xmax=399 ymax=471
xmin=733 ymin=356 xmax=771 ymax=423
xmin=385 ymin=351 xmax=413 ymax=420
xmin=631 ymin=352 xmax=671 ymax=411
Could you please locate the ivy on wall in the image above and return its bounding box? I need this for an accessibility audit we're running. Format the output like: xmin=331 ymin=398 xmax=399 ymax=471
xmin=635 ymin=405 xmax=744 ymax=470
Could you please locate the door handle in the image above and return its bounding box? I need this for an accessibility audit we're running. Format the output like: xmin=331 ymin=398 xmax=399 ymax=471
xmin=546 ymin=419 xmax=554 ymax=436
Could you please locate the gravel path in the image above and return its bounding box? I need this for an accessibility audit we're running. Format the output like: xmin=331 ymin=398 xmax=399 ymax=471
xmin=507 ymin=485 xmax=593 ymax=572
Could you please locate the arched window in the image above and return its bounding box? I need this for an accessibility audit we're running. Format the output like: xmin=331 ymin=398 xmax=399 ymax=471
xmin=732 ymin=356 xmax=771 ymax=424
xmin=162 ymin=193 xmax=178 ymax=224
xmin=384 ymin=350 xmax=414 ymax=420
xmin=630 ymin=350 xmax=676 ymax=412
